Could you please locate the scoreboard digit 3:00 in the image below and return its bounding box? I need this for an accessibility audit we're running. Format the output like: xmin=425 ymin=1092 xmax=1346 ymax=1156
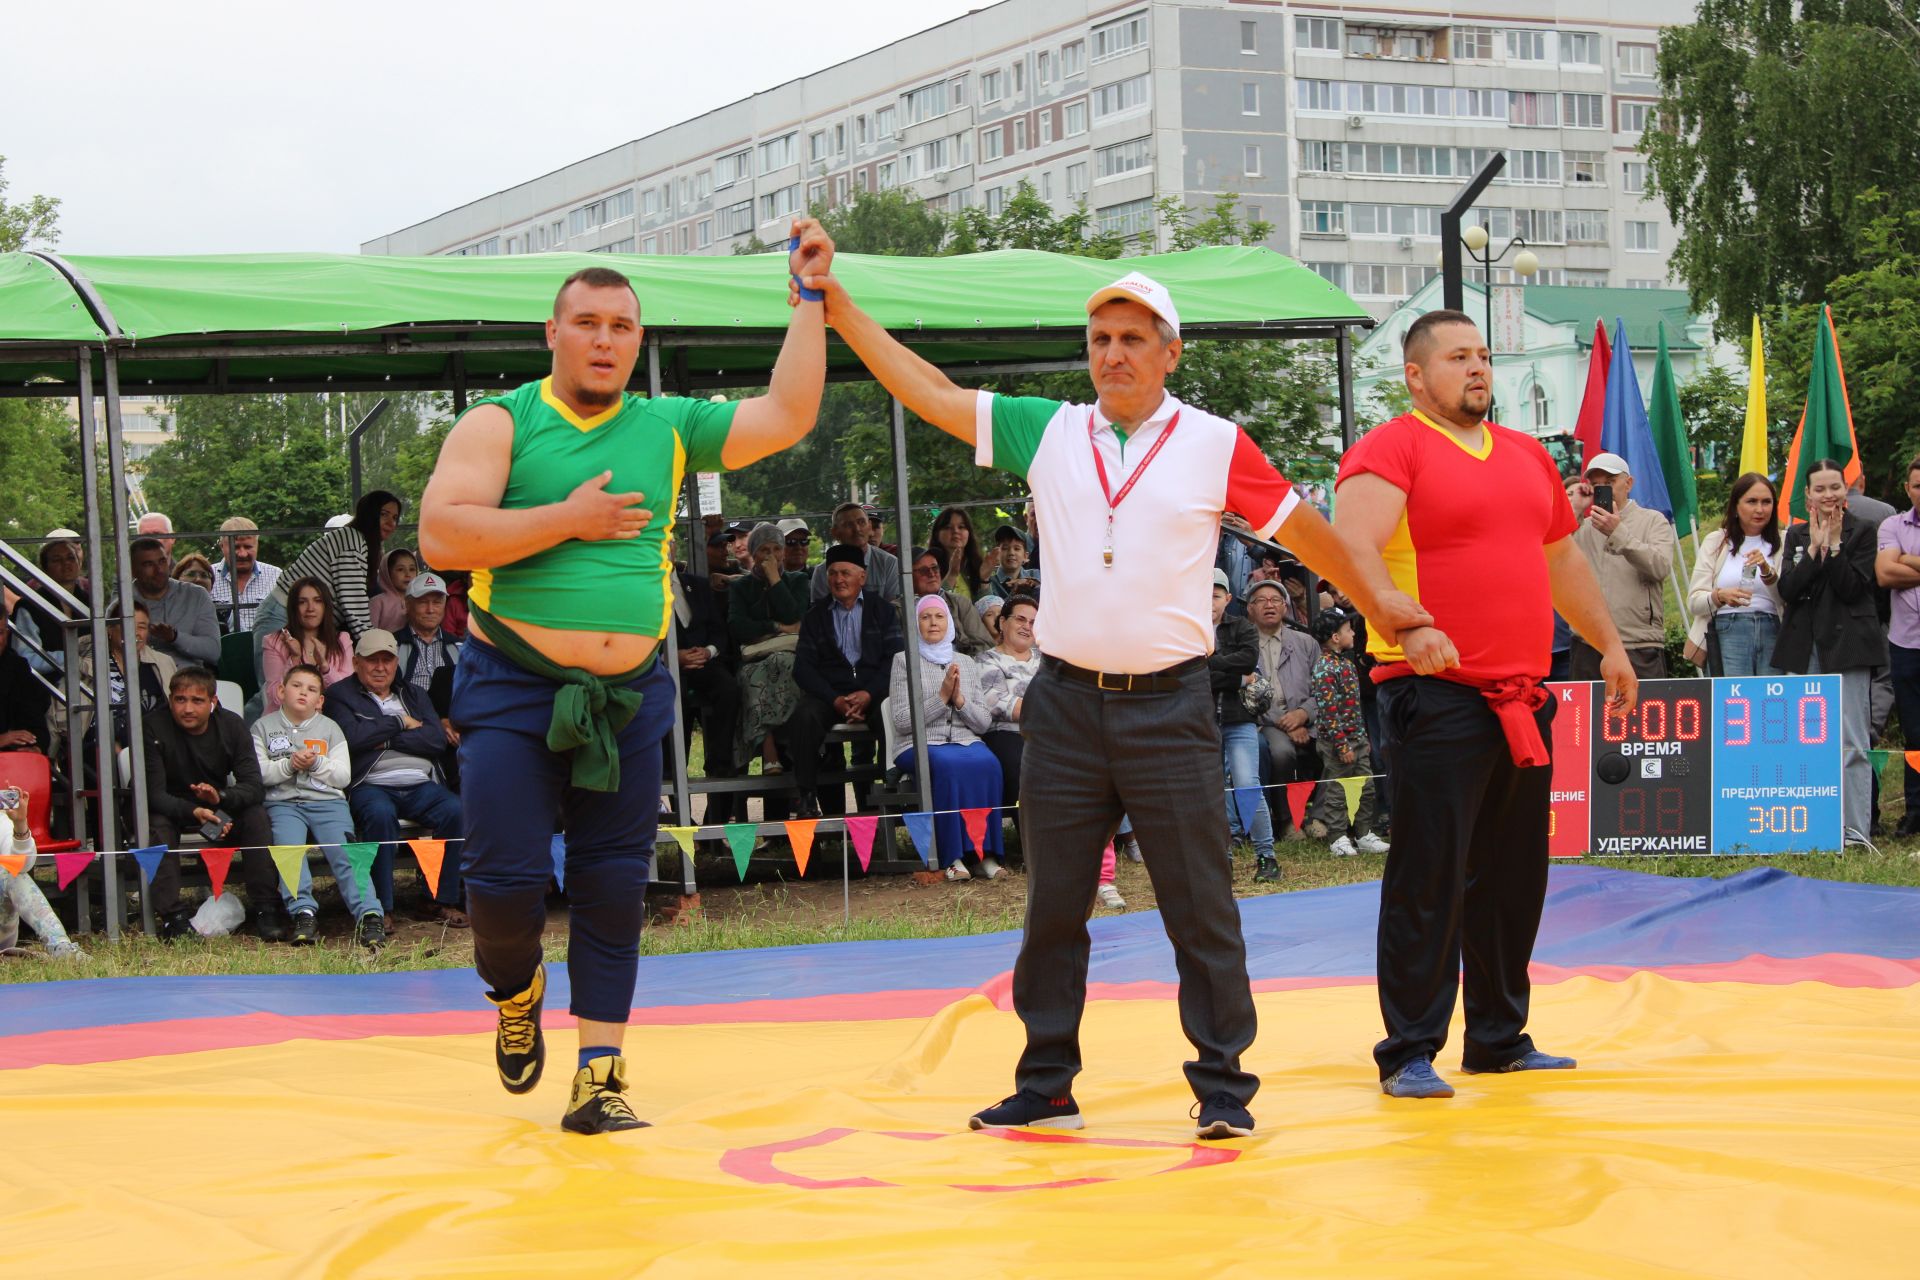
xmin=1545 ymin=675 xmax=1842 ymax=856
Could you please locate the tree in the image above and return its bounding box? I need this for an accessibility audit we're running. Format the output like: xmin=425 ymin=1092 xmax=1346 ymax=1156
xmin=816 ymin=187 xmax=948 ymax=257
xmin=0 ymin=399 xmax=82 ymax=540
xmin=0 ymin=155 xmax=59 ymax=253
xmin=1643 ymin=1 xmax=1920 ymax=334
xmin=1675 ymin=360 xmax=1764 ymax=522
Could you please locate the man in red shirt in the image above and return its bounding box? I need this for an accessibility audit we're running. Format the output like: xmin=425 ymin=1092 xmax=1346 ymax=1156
xmin=1337 ymin=309 xmax=1637 ymax=1099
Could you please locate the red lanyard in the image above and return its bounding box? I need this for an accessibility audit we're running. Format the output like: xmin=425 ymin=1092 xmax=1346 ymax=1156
xmin=1090 ymin=410 xmax=1180 ymax=512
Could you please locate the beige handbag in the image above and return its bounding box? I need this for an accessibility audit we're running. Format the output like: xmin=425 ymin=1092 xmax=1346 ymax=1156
xmin=740 ymin=632 xmax=799 ymax=661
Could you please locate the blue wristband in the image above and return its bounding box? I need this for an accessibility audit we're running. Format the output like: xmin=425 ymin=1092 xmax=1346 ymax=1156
xmin=788 ymin=235 xmax=824 ymax=302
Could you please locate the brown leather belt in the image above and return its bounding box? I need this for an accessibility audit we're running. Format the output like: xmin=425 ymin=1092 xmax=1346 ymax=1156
xmin=1042 ymin=654 xmax=1207 ymax=694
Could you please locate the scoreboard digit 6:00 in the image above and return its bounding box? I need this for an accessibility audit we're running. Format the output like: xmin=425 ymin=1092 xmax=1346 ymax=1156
xmin=1546 ymin=675 xmax=1842 ymax=857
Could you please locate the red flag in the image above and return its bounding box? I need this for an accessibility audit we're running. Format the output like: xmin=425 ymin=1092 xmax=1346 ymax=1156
xmin=961 ymin=807 xmax=992 ymax=853
xmin=783 ymin=819 xmax=819 ymax=877
xmin=199 ymin=847 xmax=235 ymax=898
xmin=1574 ymin=319 xmax=1611 ymax=470
xmin=55 ymin=851 xmax=96 ymax=890
xmin=1284 ymin=782 xmax=1315 ymax=832
xmin=845 ymin=815 xmax=879 ymax=872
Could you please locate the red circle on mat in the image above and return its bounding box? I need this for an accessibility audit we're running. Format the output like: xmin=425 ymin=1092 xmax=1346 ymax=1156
xmin=718 ymin=1126 xmax=1241 ymax=1192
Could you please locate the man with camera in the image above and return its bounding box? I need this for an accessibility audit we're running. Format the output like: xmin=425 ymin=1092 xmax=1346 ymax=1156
xmin=142 ymin=667 xmax=284 ymax=941
xmin=1569 ymin=453 xmax=1674 ymax=681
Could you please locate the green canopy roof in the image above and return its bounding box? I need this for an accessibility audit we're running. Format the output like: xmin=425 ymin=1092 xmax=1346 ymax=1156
xmin=0 ymin=245 xmax=1367 ymax=397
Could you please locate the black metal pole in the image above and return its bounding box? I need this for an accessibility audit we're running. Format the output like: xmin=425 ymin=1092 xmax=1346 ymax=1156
xmin=1336 ymin=326 xmax=1357 ymax=451
xmin=345 ymin=397 xmax=392 ymax=507
xmin=1441 ymin=153 xmax=1506 ymax=312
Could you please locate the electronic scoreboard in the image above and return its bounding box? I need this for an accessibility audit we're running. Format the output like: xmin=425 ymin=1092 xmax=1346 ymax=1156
xmin=1546 ymin=675 xmax=1842 ymax=855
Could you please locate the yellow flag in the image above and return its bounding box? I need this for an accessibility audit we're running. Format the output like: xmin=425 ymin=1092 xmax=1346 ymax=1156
xmin=268 ymin=844 xmax=310 ymax=895
xmin=1338 ymin=777 xmax=1366 ymax=823
xmin=664 ymin=827 xmax=698 ymax=857
xmin=1739 ymin=314 xmax=1769 ymax=478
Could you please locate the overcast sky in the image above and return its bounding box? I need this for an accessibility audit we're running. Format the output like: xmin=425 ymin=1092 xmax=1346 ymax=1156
xmin=3 ymin=0 xmax=983 ymax=255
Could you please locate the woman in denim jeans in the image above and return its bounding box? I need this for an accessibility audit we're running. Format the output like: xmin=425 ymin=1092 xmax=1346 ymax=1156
xmin=1686 ymin=473 xmax=1784 ymax=676
xmin=1209 ymin=571 xmax=1278 ymax=883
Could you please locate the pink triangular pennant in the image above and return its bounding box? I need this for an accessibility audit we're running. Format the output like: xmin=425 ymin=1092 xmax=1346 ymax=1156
xmin=55 ymin=851 xmax=95 ymax=890
xmin=1285 ymin=782 xmax=1314 ymax=832
xmin=845 ymin=815 xmax=879 ymax=872
xmin=960 ymin=807 xmax=991 ymax=853
xmin=784 ymin=819 xmax=819 ymax=877
xmin=199 ymin=848 xmax=234 ymax=898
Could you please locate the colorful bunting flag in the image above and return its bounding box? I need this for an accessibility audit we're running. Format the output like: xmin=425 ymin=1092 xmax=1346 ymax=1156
xmin=342 ymin=842 xmax=382 ymax=904
xmin=268 ymin=844 xmax=309 ymax=896
xmin=1574 ymin=318 xmax=1611 ymax=470
xmin=55 ymin=850 xmax=95 ymax=890
xmin=198 ymin=847 xmax=234 ymax=899
xmin=902 ymin=812 xmax=936 ymax=867
xmin=1283 ymin=782 xmax=1314 ymax=832
xmin=404 ymin=839 xmax=444 ymax=899
xmin=960 ymin=807 xmax=991 ymax=853
xmin=549 ymin=833 xmax=566 ymax=892
xmin=0 ymin=853 xmax=25 ymax=875
xmin=784 ymin=819 xmax=819 ymax=877
xmin=1230 ymin=787 xmax=1264 ymax=836
xmin=131 ymin=844 xmax=168 ymax=886
xmin=1739 ymin=315 xmax=1770 ymax=479
xmin=1869 ymin=749 xmax=1893 ymax=777
xmin=845 ymin=815 xmax=879 ymax=871
xmin=724 ymin=822 xmax=757 ymax=881
xmin=1905 ymin=750 xmax=1920 ymax=772
xmin=1339 ymin=777 xmax=1367 ymax=823
xmin=664 ymin=826 xmax=698 ymax=857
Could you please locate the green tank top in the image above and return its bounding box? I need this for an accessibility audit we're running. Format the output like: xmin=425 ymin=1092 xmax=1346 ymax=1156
xmin=463 ymin=377 xmax=736 ymax=637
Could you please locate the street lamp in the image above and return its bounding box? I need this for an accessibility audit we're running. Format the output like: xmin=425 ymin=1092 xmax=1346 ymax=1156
xmin=1460 ymin=222 xmax=1538 ymax=420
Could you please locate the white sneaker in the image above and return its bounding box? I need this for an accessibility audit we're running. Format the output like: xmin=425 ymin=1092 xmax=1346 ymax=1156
xmin=943 ymin=863 xmax=972 ymax=882
xmin=980 ymin=856 xmax=1006 ymax=880
xmin=1329 ymin=836 xmax=1358 ymax=857
xmin=1356 ymin=833 xmax=1391 ymax=855
xmin=1096 ymin=883 xmax=1126 ymax=910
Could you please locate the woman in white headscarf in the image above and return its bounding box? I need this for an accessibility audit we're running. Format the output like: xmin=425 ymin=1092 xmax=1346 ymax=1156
xmin=888 ymin=594 xmax=1004 ymax=881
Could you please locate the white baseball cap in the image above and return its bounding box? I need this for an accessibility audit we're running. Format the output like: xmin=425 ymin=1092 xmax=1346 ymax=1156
xmin=406 ymin=571 xmax=448 ymax=599
xmin=777 ymin=517 xmax=810 ymax=539
xmin=1585 ymin=452 xmax=1631 ymax=477
xmin=1086 ymin=270 xmax=1180 ymax=338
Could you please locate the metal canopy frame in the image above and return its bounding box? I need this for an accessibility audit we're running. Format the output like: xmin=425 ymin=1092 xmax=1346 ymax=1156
xmin=6 ymin=248 xmax=1373 ymax=916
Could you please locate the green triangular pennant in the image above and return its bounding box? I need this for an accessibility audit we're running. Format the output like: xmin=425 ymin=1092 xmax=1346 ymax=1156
xmin=342 ymin=841 xmax=381 ymax=905
xmin=724 ymin=822 xmax=757 ymax=881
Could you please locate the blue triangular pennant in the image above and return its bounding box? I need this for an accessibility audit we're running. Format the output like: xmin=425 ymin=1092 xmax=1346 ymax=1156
xmin=130 ymin=844 xmax=168 ymax=886
xmin=549 ymin=833 xmax=567 ymax=891
xmin=1231 ymin=787 xmax=1265 ymax=836
xmin=902 ymin=812 xmax=937 ymax=868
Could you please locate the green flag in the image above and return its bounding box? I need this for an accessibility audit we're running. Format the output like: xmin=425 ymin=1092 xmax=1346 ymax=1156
xmin=1647 ymin=322 xmax=1699 ymax=537
xmin=724 ymin=823 xmax=757 ymax=882
xmin=1785 ymin=305 xmax=1857 ymax=521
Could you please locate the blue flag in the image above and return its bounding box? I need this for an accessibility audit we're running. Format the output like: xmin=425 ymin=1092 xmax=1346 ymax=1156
xmin=902 ymin=812 xmax=937 ymax=868
xmin=549 ymin=833 xmax=567 ymax=891
xmin=130 ymin=844 xmax=168 ymax=886
xmin=1231 ymin=787 xmax=1266 ymax=836
xmin=1597 ymin=317 xmax=1673 ymax=519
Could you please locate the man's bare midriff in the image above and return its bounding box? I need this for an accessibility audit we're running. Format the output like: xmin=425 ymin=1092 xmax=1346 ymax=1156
xmin=470 ymin=613 xmax=660 ymax=675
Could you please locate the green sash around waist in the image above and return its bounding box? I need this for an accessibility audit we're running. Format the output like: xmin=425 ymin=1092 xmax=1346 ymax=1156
xmin=469 ymin=604 xmax=655 ymax=793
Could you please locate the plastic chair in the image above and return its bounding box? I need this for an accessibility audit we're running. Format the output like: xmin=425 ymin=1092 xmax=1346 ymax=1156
xmin=217 ymin=630 xmax=258 ymax=702
xmin=215 ymin=680 xmax=245 ymax=718
xmin=0 ymin=751 xmax=83 ymax=853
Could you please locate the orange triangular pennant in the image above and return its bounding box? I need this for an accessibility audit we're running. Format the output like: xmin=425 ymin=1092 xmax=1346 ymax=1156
xmin=0 ymin=853 xmax=25 ymax=875
xmin=783 ymin=819 xmax=819 ymax=877
xmin=409 ymin=839 xmax=447 ymax=899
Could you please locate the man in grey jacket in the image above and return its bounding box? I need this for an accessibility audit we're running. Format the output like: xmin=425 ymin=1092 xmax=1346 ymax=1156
xmin=131 ymin=538 xmax=221 ymax=666
xmin=1569 ymin=453 xmax=1675 ymax=681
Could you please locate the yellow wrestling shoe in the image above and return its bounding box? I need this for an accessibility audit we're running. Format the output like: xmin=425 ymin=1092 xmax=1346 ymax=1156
xmin=562 ymin=1054 xmax=651 ymax=1134
xmin=488 ymin=965 xmax=546 ymax=1095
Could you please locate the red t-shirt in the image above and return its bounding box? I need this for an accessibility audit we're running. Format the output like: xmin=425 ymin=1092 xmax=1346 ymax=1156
xmin=1337 ymin=411 xmax=1575 ymax=681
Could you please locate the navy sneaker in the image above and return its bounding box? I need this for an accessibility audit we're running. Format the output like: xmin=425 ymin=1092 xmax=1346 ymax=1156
xmin=1382 ymin=1059 xmax=1456 ymax=1098
xmin=968 ymin=1087 xmax=1083 ymax=1131
xmin=1462 ymin=1049 xmax=1577 ymax=1075
xmin=1192 ymin=1091 xmax=1255 ymax=1140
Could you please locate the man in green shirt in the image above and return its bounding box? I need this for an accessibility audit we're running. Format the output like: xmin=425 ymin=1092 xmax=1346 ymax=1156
xmin=419 ymin=220 xmax=834 ymax=1133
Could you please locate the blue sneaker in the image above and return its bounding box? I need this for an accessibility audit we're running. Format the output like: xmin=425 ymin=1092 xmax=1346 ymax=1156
xmin=969 ymin=1087 xmax=1083 ymax=1131
xmin=1462 ymin=1049 xmax=1577 ymax=1075
xmin=1191 ymin=1091 xmax=1255 ymax=1140
xmin=1381 ymin=1059 xmax=1455 ymax=1098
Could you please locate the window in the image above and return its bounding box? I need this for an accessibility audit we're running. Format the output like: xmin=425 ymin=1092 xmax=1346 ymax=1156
xmin=981 ymin=69 xmax=1005 ymax=104
xmin=1563 ymin=93 xmax=1605 ymax=129
xmin=1064 ymin=100 xmax=1088 ymax=135
xmin=1530 ymin=383 xmax=1552 ymax=430
xmin=569 ymin=199 xmax=611 ymax=237
xmin=1299 ymin=140 xmax=1342 ymax=173
xmin=1297 ymin=79 xmax=1337 ymax=111
xmin=1561 ymin=32 xmax=1600 ymax=65
xmin=1038 ymin=50 xmax=1053 ymax=85
xmin=1041 ymin=171 xmax=1053 ymax=200
xmin=835 ymin=124 xmax=846 ymax=154
xmin=760 ymin=133 xmax=797 ymax=172
xmin=1458 ymin=87 xmax=1507 ymax=119
xmin=1061 ymin=40 xmax=1086 ymax=77
xmin=670 ymin=180 xmax=683 ymax=211
xmin=718 ymin=200 xmax=754 ymax=237
xmin=1012 ymin=60 xmax=1026 ymax=94
xmin=1567 ymin=269 xmax=1609 ymax=287
xmin=1513 ymin=208 xmax=1563 ymax=243
xmin=877 ymin=161 xmax=897 ymax=190
xmin=1506 ymin=29 xmax=1550 ymax=62
xmin=639 ymin=235 xmax=656 ymax=254
xmin=1097 ymin=196 xmax=1154 ymax=238
xmin=1618 ymin=43 xmax=1656 ymax=78
xmin=875 ymin=105 xmax=896 ymax=138
xmin=904 ymin=81 xmax=950 ymax=124
xmin=604 ymin=237 xmax=634 ymax=254
xmin=1092 ymin=12 xmax=1149 ymax=62
xmin=715 ymin=149 xmax=750 ymax=188
xmin=1347 ymin=263 xmax=1437 ymax=297
xmin=1243 ymin=144 xmax=1262 ymax=178
xmin=1509 ymin=92 xmax=1557 ymax=127
xmin=856 ymin=114 xmax=870 ymax=145
xmin=1240 ymin=21 xmax=1257 ymax=54
xmin=808 ymin=181 xmax=826 ymax=207
xmin=760 ymin=184 xmax=800 ymax=223
xmin=1295 ymin=17 xmax=1340 ymax=51
xmin=535 ymin=223 xmax=549 ymax=251
xmin=1473 ymin=207 xmax=1513 ymax=240
xmin=1628 ymin=278 xmax=1666 ymax=289
xmin=1564 ymin=151 xmax=1606 ymax=186
xmin=833 ymin=175 xmax=849 ymax=204
xmin=681 ymin=227 xmax=691 ymax=253
xmin=551 ymin=219 xmax=565 ymax=244
xmin=1246 ymin=205 xmax=1262 ymax=227
xmin=1566 ymin=209 xmax=1609 ymax=244
xmin=609 ymin=190 xmax=633 ymax=221
xmin=1452 ymin=25 xmax=1495 ymax=60
xmin=1508 ymin=149 xmax=1562 ymax=185
xmin=985 ymin=186 xmax=1007 ymax=215
xmin=1618 ymin=100 xmax=1654 ymax=133
xmin=1305 ymin=261 xmax=1347 ymax=289
xmin=641 ymin=188 xmax=660 ymax=218
xmin=1300 ymin=200 xmax=1345 ymax=234
xmin=697 ymin=170 xmax=713 ymax=201
xmin=1066 ymin=161 xmax=1089 ymax=198
xmin=1039 ymin=109 xmax=1054 ymax=144
xmin=809 ymin=131 xmax=828 ymax=163
xmin=951 ymin=77 xmax=967 ymax=105
xmin=1013 ymin=118 xmax=1027 ymax=151
xmin=1347 ymin=25 xmax=1433 ymax=59
xmin=1096 ymin=137 xmax=1151 ymax=179
xmin=980 ymin=127 xmax=1004 ymax=161
xmin=1241 ymin=83 xmax=1260 ymax=115
xmin=1622 ymin=160 xmax=1648 ymax=194
xmin=696 ymin=220 xmax=712 ymax=248
xmin=1093 ymin=74 xmax=1149 ymax=120
xmin=1626 ymin=220 xmax=1660 ymax=251
xmin=1351 ymin=203 xmax=1443 ymax=237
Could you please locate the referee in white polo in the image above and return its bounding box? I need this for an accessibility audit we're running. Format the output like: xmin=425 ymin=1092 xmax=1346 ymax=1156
xmin=799 ymin=264 xmax=1430 ymax=1138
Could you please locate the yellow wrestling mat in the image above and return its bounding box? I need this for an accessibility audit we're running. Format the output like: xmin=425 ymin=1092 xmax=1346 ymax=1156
xmin=4 ymin=974 xmax=1916 ymax=1279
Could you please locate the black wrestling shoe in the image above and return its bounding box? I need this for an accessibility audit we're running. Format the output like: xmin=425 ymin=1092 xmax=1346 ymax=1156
xmin=562 ymin=1054 xmax=651 ymax=1134
xmin=488 ymin=964 xmax=546 ymax=1094
xmin=1192 ymin=1091 xmax=1255 ymax=1140
xmin=968 ymin=1087 xmax=1083 ymax=1131
xmin=290 ymin=909 xmax=318 ymax=947
xmin=157 ymin=909 xmax=198 ymax=942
